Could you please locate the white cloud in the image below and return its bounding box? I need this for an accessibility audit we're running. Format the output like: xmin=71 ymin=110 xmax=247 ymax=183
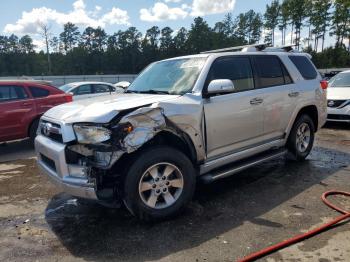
xmin=32 ymin=39 xmax=45 ymax=52
xmin=140 ymin=2 xmax=188 ymax=22
xmin=164 ymin=0 xmax=182 ymax=2
xmin=100 ymin=8 xmax=130 ymax=26
xmin=191 ymin=0 xmax=236 ymax=16
xmin=4 ymin=0 xmax=130 ymax=35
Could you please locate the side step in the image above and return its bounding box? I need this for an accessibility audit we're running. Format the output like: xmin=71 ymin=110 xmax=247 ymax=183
xmin=200 ymin=148 xmax=287 ymax=184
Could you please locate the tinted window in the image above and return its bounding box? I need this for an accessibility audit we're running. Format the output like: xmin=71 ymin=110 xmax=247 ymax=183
xmin=289 ymin=56 xmax=317 ymax=80
xmin=254 ymin=56 xmax=285 ymax=88
xmin=29 ymin=86 xmax=49 ymax=97
xmin=93 ymin=84 xmax=113 ymax=93
xmin=0 ymin=85 xmax=27 ymax=102
xmin=74 ymin=84 xmax=92 ymax=95
xmin=207 ymin=56 xmax=254 ymax=92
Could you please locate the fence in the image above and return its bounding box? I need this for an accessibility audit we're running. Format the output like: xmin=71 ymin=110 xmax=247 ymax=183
xmin=0 ymin=74 xmax=138 ymax=87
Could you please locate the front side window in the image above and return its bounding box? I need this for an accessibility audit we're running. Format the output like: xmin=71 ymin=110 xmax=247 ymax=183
xmin=254 ymin=56 xmax=285 ymax=88
xmin=328 ymin=72 xmax=350 ymax=87
xmin=74 ymin=84 xmax=92 ymax=95
xmin=206 ymin=56 xmax=254 ymax=92
xmin=127 ymin=57 xmax=207 ymax=95
xmin=0 ymin=85 xmax=28 ymax=102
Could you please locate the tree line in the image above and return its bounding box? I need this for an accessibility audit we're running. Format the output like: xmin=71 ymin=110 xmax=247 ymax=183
xmin=0 ymin=0 xmax=349 ymax=76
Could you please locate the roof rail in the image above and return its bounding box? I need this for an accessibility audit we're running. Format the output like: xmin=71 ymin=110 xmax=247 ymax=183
xmin=264 ymin=45 xmax=296 ymax=52
xmin=201 ymin=44 xmax=269 ymax=54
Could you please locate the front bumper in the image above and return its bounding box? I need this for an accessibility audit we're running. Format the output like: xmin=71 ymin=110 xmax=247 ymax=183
xmin=327 ymin=105 xmax=350 ymax=123
xmin=35 ymin=135 xmax=98 ymax=200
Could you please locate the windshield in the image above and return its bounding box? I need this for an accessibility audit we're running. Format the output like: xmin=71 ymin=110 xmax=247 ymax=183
xmin=126 ymin=57 xmax=207 ymax=95
xmin=329 ymin=72 xmax=350 ymax=87
xmin=59 ymin=83 xmax=75 ymax=92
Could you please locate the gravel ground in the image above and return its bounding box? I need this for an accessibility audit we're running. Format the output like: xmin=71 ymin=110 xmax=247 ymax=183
xmin=0 ymin=123 xmax=349 ymax=262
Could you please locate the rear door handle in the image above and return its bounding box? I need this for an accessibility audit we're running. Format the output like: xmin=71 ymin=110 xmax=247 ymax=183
xmin=250 ymin=98 xmax=263 ymax=105
xmin=288 ymin=92 xmax=299 ymax=97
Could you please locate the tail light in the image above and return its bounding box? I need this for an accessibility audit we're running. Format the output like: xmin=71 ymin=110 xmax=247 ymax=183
xmin=65 ymin=94 xmax=73 ymax=102
xmin=320 ymin=80 xmax=328 ymax=90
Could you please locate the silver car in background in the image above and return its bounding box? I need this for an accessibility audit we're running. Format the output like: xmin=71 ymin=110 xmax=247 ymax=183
xmin=59 ymin=81 xmax=124 ymax=101
xmin=327 ymin=70 xmax=350 ymax=123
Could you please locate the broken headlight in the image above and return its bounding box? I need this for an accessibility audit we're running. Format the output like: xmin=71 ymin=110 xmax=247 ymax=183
xmin=73 ymin=124 xmax=112 ymax=144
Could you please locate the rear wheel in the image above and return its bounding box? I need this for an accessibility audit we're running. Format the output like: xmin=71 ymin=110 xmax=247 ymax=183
xmin=123 ymin=146 xmax=196 ymax=221
xmin=287 ymin=114 xmax=315 ymax=161
xmin=29 ymin=119 xmax=39 ymax=146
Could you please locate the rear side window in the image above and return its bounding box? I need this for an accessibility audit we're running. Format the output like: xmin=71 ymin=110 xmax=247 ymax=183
xmin=0 ymin=85 xmax=28 ymax=102
xmin=253 ymin=56 xmax=286 ymax=88
xmin=29 ymin=86 xmax=50 ymax=97
xmin=93 ymin=84 xmax=113 ymax=93
xmin=289 ymin=56 xmax=317 ymax=80
xmin=207 ymin=56 xmax=254 ymax=92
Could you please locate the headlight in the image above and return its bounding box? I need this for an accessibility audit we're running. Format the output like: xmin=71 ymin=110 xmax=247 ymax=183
xmin=73 ymin=124 xmax=111 ymax=144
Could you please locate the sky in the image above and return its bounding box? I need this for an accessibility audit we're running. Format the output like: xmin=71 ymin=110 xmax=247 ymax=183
xmin=0 ymin=0 xmax=334 ymax=50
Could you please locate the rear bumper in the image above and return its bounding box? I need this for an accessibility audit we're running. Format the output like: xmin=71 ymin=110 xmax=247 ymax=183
xmin=35 ymin=135 xmax=98 ymax=200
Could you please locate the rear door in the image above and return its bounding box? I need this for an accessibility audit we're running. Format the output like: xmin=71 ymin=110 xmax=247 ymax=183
xmin=251 ymin=55 xmax=297 ymax=140
xmin=203 ymin=56 xmax=264 ymax=159
xmin=28 ymin=85 xmax=64 ymax=115
xmin=0 ymin=85 xmax=35 ymax=142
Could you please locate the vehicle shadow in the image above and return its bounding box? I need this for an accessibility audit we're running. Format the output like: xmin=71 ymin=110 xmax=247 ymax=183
xmin=45 ymin=146 xmax=349 ymax=262
xmin=323 ymin=121 xmax=350 ymax=130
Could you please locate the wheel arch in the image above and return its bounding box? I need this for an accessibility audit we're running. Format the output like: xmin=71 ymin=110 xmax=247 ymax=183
xmin=286 ymin=104 xmax=319 ymax=139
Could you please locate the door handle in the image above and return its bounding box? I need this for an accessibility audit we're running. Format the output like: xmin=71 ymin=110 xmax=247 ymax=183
xmin=288 ymin=92 xmax=299 ymax=97
xmin=250 ymin=98 xmax=263 ymax=105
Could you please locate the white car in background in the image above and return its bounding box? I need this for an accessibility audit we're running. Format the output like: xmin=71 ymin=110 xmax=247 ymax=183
xmin=59 ymin=81 xmax=124 ymax=101
xmin=327 ymin=70 xmax=350 ymax=123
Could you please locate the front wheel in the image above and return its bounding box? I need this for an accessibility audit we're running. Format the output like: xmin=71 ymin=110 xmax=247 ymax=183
xmin=287 ymin=114 xmax=315 ymax=161
xmin=123 ymin=146 xmax=196 ymax=221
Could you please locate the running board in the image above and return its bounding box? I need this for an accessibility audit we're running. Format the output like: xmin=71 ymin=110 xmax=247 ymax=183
xmin=200 ymin=149 xmax=287 ymax=184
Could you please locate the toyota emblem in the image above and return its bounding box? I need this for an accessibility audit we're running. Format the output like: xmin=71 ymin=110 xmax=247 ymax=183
xmin=42 ymin=123 xmax=51 ymax=136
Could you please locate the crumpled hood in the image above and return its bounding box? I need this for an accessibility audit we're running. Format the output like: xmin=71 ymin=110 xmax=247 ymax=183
xmin=44 ymin=93 xmax=180 ymax=123
xmin=327 ymin=87 xmax=350 ymax=100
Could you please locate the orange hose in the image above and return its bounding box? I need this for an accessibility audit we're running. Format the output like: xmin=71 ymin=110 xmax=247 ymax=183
xmin=237 ymin=191 xmax=350 ymax=262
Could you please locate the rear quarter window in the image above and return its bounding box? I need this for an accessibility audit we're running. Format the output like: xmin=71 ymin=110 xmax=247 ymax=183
xmin=29 ymin=86 xmax=50 ymax=98
xmin=289 ymin=56 xmax=317 ymax=80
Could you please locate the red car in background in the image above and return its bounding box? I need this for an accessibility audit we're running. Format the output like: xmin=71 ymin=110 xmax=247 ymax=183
xmin=0 ymin=80 xmax=72 ymax=144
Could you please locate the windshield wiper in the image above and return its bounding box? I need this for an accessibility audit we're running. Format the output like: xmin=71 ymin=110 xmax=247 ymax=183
xmin=125 ymin=90 xmax=140 ymax=93
xmin=139 ymin=90 xmax=170 ymax=94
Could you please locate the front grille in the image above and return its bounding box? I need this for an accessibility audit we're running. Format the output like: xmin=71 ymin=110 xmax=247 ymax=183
xmin=327 ymin=100 xmax=347 ymax=108
xmin=328 ymin=114 xmax=350 ymax=120
xmin=41 ymin=154 xmax=56 ymax=171
xmin=40 ymin=121 xmax=63 ymax=143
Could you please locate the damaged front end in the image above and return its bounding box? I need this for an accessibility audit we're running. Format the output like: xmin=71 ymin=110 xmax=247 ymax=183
xmin=65 ymin=107 xmax=170 ymax=203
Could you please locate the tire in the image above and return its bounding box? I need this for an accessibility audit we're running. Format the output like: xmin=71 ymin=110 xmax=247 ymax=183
xmin=287 ymin=114 xmax=315 ymax=161
xmin=29 ymin=119 xmax=39 ymax=146
xmin=123 ymin=146 xmax=196 ymax=221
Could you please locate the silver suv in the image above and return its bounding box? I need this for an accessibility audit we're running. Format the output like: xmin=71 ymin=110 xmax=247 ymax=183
xmin=35 ymin=45 xmax=327 ymax=220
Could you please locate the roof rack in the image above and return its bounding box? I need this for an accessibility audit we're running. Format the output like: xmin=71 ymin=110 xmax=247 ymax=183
xmin=200 ymin=43 xmax=301 ymax=54
xmin=201 ymin=44 xmax=269 ymax=54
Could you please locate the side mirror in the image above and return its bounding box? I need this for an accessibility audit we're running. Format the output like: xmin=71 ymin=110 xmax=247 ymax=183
xmin=115 ymin=81 xmax=131 ymax=89
xmin=206 ymin=79 xmax=235 ymax=97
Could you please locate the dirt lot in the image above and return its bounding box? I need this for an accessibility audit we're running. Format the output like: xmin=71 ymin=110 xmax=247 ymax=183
xmin=0 ymin=123 xmax=349 ymax=262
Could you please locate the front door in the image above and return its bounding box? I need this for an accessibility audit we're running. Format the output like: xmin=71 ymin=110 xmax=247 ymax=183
xmin=203 ymin=56 xmax=264 ymax=159
xmin=0 ymin=85 xmax=34 ymax=142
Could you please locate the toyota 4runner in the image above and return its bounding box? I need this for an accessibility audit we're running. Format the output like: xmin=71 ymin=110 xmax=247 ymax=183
xmin=35 ymin=45 xmax=327 ymax=220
